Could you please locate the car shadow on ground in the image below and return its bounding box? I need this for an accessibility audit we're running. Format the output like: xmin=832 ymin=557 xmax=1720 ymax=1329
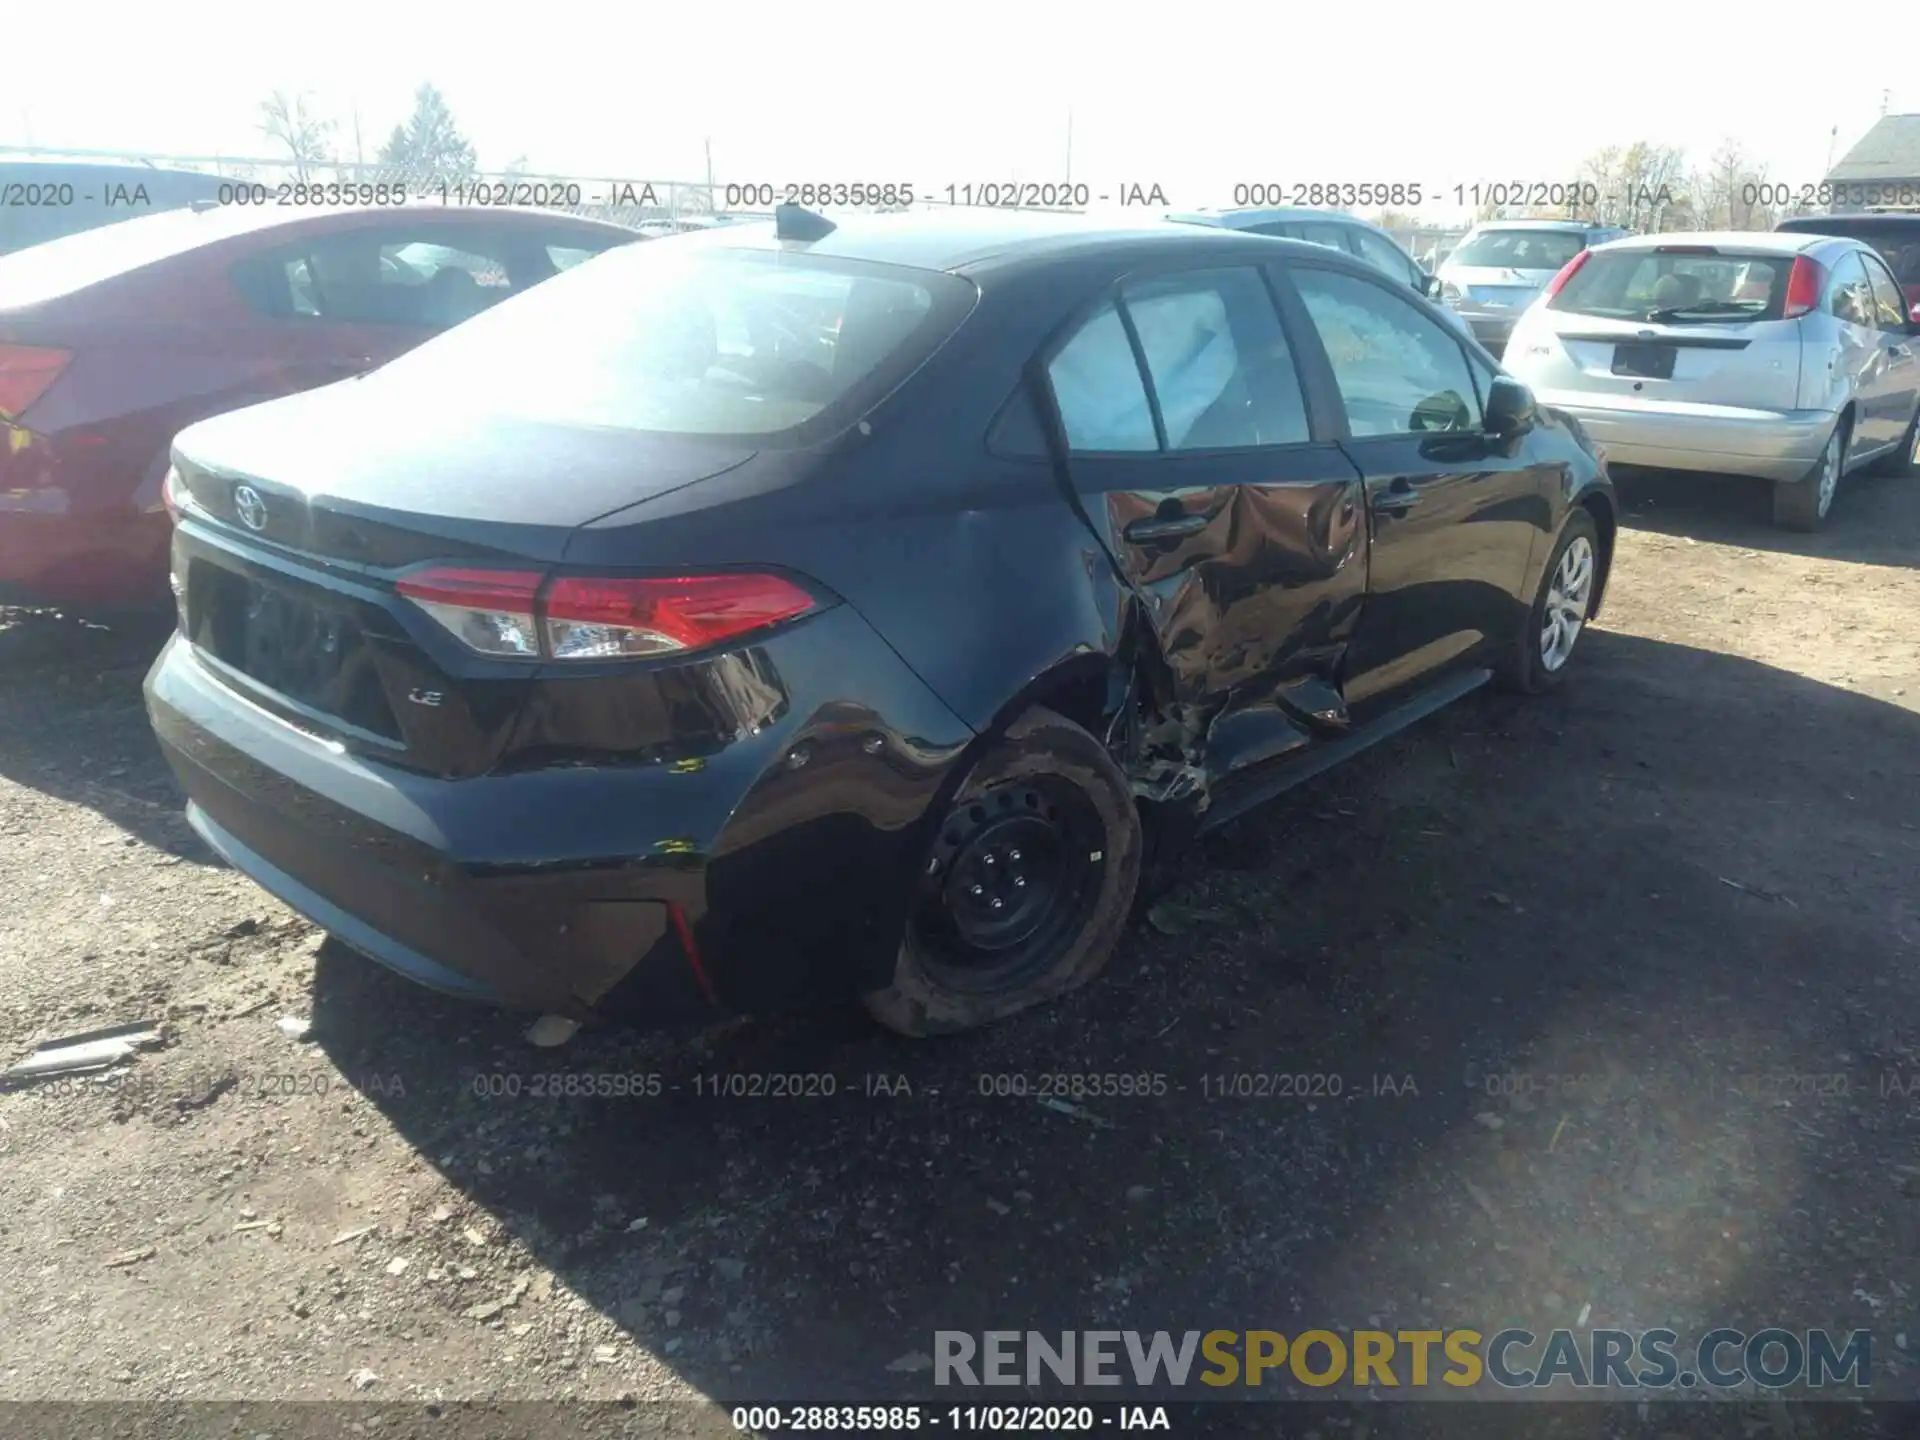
xmin=304 ymin=625 xmax=1920 ymax=1417
xmin=0 ymin=604 xmax=210 ymax=860
xmin=1613 ymin=461 xmax=1920 ymax=569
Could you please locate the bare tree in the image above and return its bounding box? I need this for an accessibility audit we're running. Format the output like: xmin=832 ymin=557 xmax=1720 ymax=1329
xmin=1690 ymin=138 xmax=1776 ymax=231
xmin=258 ymin=91 xmax=337 ymax=183
xmin=1576 ymin=141 xmax=1688 ymax=231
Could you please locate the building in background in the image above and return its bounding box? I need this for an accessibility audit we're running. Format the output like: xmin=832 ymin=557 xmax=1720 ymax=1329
xmin=1824 ymin=114 xmax=1920 ymax=213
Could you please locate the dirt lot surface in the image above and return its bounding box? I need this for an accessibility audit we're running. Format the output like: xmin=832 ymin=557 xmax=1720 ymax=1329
xmin=2 ymin=464 xmax=1919 ymax=1435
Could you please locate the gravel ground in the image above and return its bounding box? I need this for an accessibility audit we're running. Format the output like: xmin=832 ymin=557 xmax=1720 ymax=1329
xmin=2 ymin=464 xmax=1918 ymax=1437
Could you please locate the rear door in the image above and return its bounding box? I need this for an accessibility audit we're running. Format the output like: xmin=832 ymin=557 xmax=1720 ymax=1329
xmin=1828 ymin=250 xmax=1901 ymax=456
xmin=1859 ymin=248 xmax=1920 ymax=450
xmin=1279 ymin=259 xmax=1547 ymax=711
xmin=1346 ymin=225 xmax=1427 ymax=294
xmin=1038 ymin=263 xmax=1369 ymax=712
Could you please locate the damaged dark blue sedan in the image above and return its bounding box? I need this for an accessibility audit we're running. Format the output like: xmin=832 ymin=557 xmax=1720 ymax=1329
xmin=145 ymin=205 xmax=1616 ymax=1036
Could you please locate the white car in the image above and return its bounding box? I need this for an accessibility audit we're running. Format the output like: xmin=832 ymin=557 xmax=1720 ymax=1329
xmin=1503 ymin=231 xmax=1920 ymax=530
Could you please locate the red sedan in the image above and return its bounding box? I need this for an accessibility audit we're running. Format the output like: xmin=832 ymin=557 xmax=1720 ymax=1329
xmin=0 ymin=202 xmax=639 ymax=608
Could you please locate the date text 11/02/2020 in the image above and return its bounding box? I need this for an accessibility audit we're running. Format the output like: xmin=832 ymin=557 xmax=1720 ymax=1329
xmin=1229 ymin=181 xmax=1683 ymax=210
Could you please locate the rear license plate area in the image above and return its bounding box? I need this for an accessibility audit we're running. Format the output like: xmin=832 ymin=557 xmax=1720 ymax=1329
xmin=1611 ymin=342 xmax=1676 ymax=380
xmin=196 ymin=564 xmax=400 ymax=740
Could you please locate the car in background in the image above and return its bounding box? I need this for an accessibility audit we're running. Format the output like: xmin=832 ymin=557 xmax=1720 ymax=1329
xmin=1439 ymin=220 xmax=1631 ymax=356
xmin=1775 ymin=211 xmax=1920 ymax=312
xmin=1167 ymin=207 xmax=1442 ymax=296
xmin=1502 ymin=232 xmax=1920 ymax=530
xmin=1167 ymin=207 xmax=1476 ymax=341
xmin=0 ymin=159 xmax=229 ymax=255
xmin=0 ymin=202 xmax=637 ymax=608
xmin=144 ymin=205 xmax=1614 ymax=1039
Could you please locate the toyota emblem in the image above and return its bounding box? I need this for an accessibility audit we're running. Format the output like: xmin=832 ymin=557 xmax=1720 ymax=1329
xmin=233 ymin=484 xmax=268 ymax=532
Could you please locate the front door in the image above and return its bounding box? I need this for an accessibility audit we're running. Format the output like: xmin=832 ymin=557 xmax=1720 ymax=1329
xmin=1275 ymin=260 xmax=1550 ymax=711
xmin=1040 ymin=265 xmax=1369 ymax=713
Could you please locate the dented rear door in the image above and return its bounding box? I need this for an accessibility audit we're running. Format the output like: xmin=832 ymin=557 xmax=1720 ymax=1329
xmin=1037 ymin=264 xmax=1368 ymax=710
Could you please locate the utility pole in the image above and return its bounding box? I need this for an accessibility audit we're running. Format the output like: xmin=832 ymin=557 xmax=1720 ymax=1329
xmin=1065 ymin=108 xmax=1073 ymax=186
xmin=1825 ymin=124 xmax=1839 ymax=176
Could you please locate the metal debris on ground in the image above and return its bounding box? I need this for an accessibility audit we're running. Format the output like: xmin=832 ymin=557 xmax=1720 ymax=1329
xmin=1038 ymin=1096 xmax=1115 ymax=1129
xmin=525 ymin=1014 xmax=580 ymax=1048
xmin=3 ymin=1021 xmax=161 ymax=1087
xmin=275 ymin=1015 xmax=312 ymax=1041
xmin=1718 ymin=876 xmax=1798 ymax=908
xmin=1145 ymin=902 xmax=1231 ymax=936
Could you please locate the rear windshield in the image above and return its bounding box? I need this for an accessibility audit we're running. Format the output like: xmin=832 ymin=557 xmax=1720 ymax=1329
xmin=365 ymin=242 xmax=978 ymax=442
xmin=1549 ymin=249 xmax=1792 ymax=324
xmin=1450 ymin=229 xmax=1588 ymax=271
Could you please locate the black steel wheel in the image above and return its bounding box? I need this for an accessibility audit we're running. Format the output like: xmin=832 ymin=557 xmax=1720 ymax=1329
xmin=865 ymin=706 xmax=1142 ymax=1036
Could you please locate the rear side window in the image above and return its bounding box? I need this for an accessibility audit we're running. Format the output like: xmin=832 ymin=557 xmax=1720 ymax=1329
xmin=1048 ymin=303 xmax=1158 ymax=451
xmin=1294 ymin=222 xmax=1351 ymax=253
xmin=366 ymin=244 xmax=974 ymax=442
xmin=1291 ymin=266 xmax=1481 ymax=438
xmin=1121 ymin=269 xmax=1309 ymax=449
xmin=1551 ymin=249 xmax=1792 ymax=323
xmin=1861 ymin=252 xmax=1910 ymax=330
xmin=1349 ymin=227 xmax=1418 ymax=286
xmin=1451 ymin=228 xmax=1586 ymax=271
xmin=1828 ymin=253 xmax=1876 ymax=328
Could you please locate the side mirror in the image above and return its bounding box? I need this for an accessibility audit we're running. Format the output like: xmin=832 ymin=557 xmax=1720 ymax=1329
xmin=1485 ymin=375 xmax=1537 ymax=438
xmin=1423 ymin=273 xmax=1444 ymax=300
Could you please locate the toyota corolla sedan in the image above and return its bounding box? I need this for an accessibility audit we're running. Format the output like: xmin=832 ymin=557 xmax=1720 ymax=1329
xmin=1503 ymin=232 xmax=1920 ymax=530
xmin=146 ymin=206 xmax=1615 ymax=1037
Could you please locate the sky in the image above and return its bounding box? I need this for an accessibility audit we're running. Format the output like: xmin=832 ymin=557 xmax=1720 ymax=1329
xmin=6 ymin=1 xmax=1912 ymax=225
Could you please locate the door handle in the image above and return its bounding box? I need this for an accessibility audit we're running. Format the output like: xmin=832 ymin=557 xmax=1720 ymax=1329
xmin=1123 ymin=512 xmax=1209 ymax=543
xmin=1371 ymin=480 xmax=1421 ymax=513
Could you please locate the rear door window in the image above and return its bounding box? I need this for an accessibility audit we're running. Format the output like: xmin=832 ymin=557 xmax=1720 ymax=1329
xmin=1118 ymin=267 xmax=1310 ymax=450
xmin=1290 ymin=265 xmax=1481 ymax=437
xmin=1860 ymin=251 xmax=1910 ymax=331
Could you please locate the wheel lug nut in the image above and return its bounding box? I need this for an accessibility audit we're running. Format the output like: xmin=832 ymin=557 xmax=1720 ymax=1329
xmin=1009 ymin=848 xmax=1021 ymax=861
xmin=990 ymin=897 xmax=1004 ymax=910
xmin=982 ymin=853 xmax=995 ymax=866
xmin=970 ymin=884 xmax=985 ymax=898
xmin=1014 ymin=876 xmax=1026 ymax=888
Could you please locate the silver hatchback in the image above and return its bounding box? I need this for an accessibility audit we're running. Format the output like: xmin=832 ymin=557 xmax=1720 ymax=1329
xmin=1503 ymin=232 xmax=1920 ymax=530
xmin=1439 ymin=221 xmax=1629 ymax=356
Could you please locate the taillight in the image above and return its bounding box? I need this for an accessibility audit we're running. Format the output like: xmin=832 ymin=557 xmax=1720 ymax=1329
xmin=1784 ymin=256 xmax=1825 ymax=319
xmin=0 ymin=344 xmax=72 ymax=421
xmin=396 ymin=567 xmax=817 ymax=660
xmin=1542 ymin=249 xmax=1592 ymax=300
xmin=161 ymin=465 xmax=187 ymax=523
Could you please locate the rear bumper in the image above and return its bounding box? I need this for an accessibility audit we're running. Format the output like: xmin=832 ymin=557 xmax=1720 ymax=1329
xmin=0 ymin=503 xmax=171 ymax=607
xmin=1454 ymin=312 xmax=1520 ymax=350
xmin=145 ymin=610 xmax=975 ymax=1025
xmin=1529 ymin=394 xmax=1835 ymax=482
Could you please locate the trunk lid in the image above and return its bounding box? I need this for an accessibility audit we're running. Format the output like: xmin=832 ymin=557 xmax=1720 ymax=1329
xmin=1516 ymin=311 xmax=1802 ymax=412
xmin=1441 ymin=263 xmax=1556 ymax=309
xmin=170 ymin=380 xmax=757 ymax=778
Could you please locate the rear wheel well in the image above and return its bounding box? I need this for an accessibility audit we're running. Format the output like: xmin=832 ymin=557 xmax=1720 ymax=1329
xmin=1578 ymin=490 xmax=1617 ymax=616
